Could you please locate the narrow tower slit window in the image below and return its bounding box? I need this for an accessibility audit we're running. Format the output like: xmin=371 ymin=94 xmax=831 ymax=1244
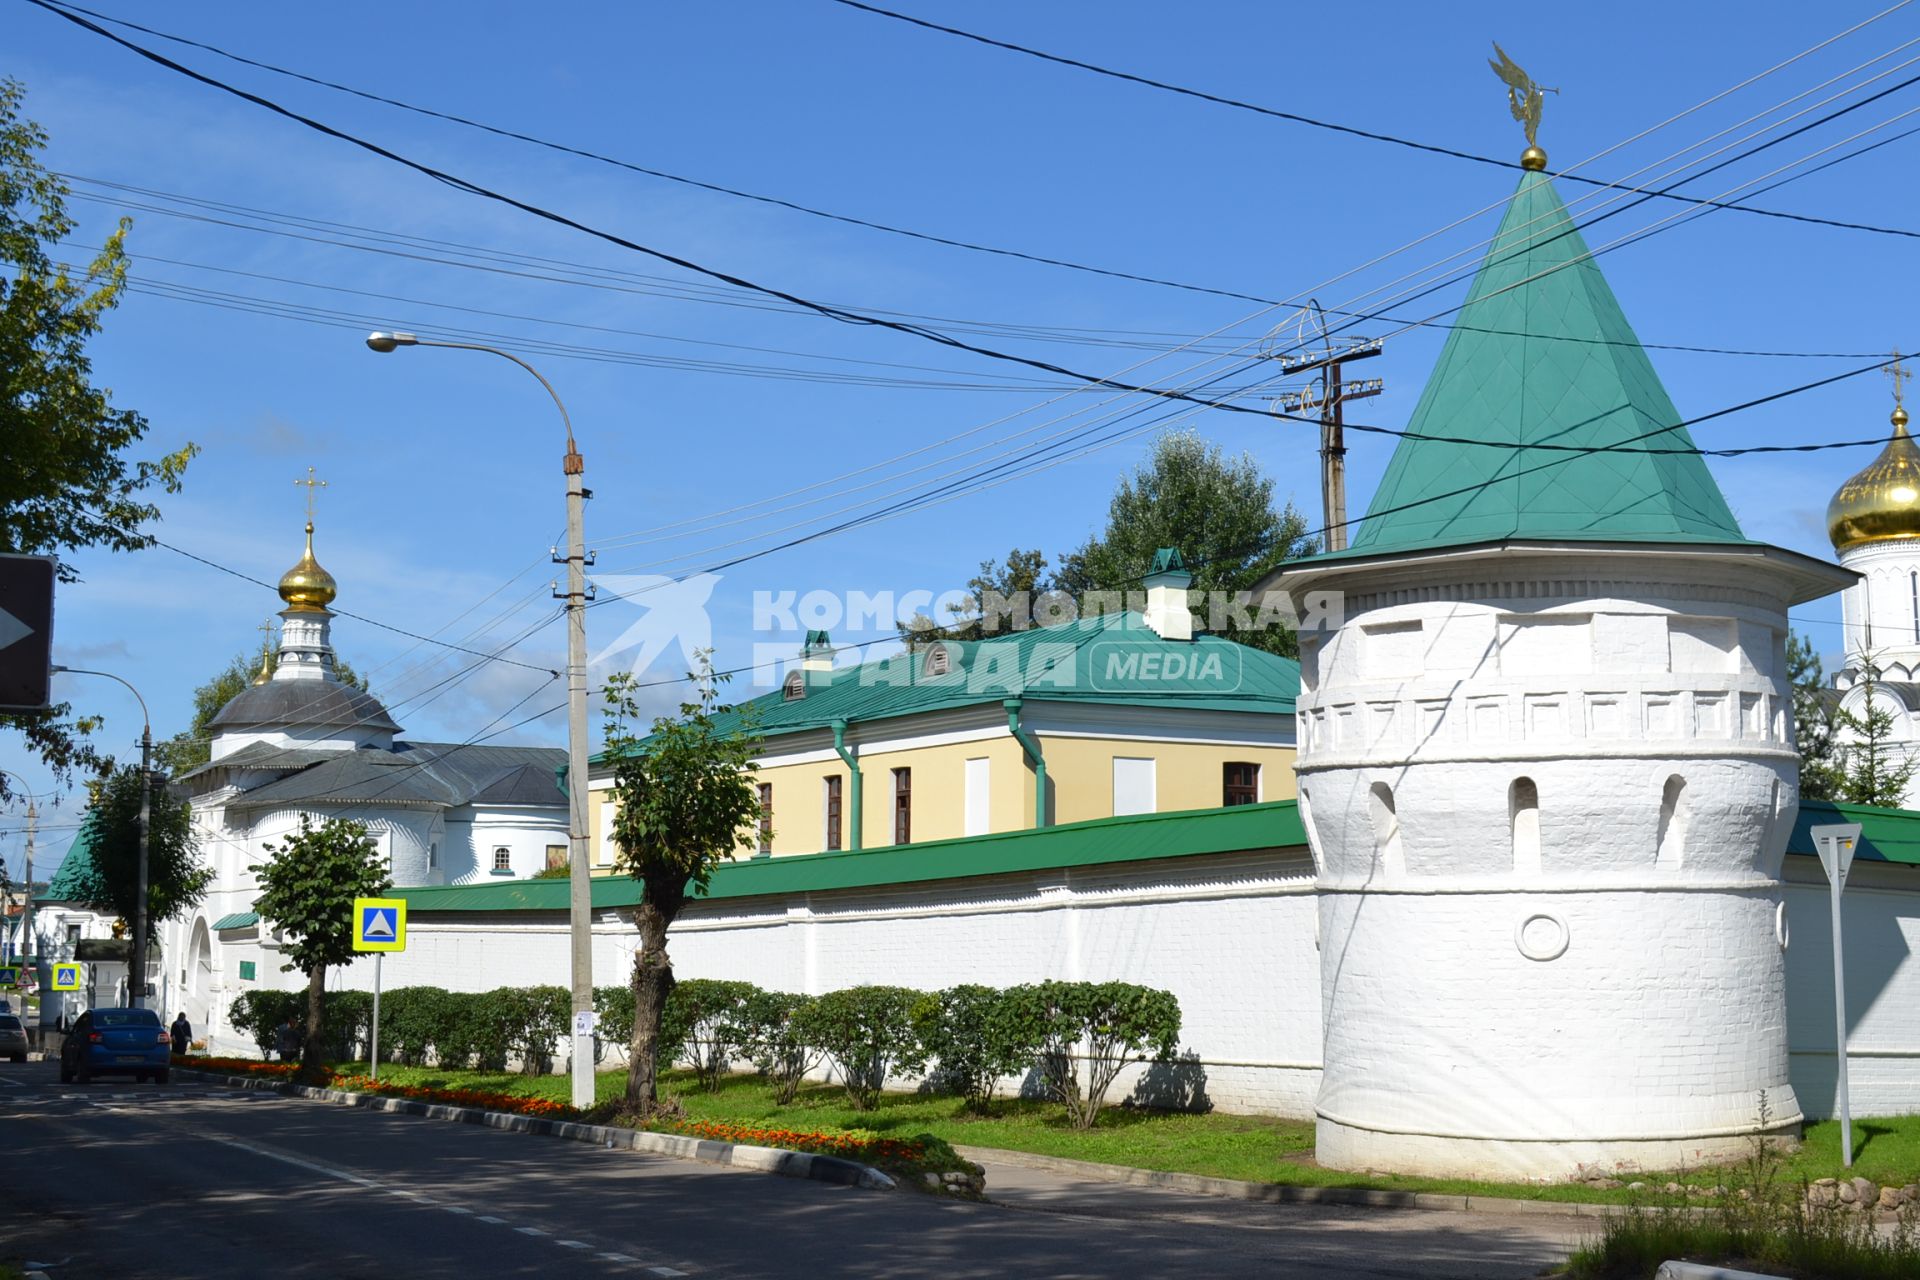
xmin=756 ymin=782 xmax=773 ymax=856
xmin=1657 ymin=774 xmax=1688 ymax=869
xmin=824 ymin=775 xmax=843 ymax=852
xmin=1367 ymin=781 xmax=1403 ymax=872
xmin=1910 ymin=570 xmax=1917 ymax=643
xmin=1510 ymin=777 xmax=1541 ymax=873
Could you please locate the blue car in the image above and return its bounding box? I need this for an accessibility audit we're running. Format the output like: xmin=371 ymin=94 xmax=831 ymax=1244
xmin=60 ymin=1008 xmax=171 ymax=1084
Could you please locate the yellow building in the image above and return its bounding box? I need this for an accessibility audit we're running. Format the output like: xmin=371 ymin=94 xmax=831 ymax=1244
xmin=585 ymin=553 xmax=1300 ymax=864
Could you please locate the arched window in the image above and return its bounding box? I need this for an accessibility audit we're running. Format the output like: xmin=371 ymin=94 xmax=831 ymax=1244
xmin=1657 ymin=775 xmax=1688 ymax=868
xmin=1368 ymin=781 xmax=1403 ymax=874
xmin=1510 ymin=777 xmax=1541 ymax=873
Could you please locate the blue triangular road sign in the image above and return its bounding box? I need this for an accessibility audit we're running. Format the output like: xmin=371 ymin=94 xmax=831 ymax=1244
xmin=362 ymin=907 xmax=396 ymax=940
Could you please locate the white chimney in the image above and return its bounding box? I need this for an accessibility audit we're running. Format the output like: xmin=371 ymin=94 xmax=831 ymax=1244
xmin=802 ymin=629 xmax=835 ymax=672
xmin=1142 ymin=547 xmax=1194 ymax=641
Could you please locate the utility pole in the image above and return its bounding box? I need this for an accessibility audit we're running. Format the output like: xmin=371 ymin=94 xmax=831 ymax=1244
xmin=1269 ymin=306 xmax=1385 ymax=553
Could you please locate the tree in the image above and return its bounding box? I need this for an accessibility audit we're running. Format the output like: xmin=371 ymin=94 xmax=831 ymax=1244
xmin=602 ymin=656 xmax=762 ymax=1113
xmin=1004 ymin=980 xmax=1182 ymax=1129
xmin=898 ymin=547 xmax=1061 ymax=642
xmin=1055 ymin=429 xmax=1316 ymax=656
xmin=0 ymin=78 xmax=196 ymax=803
xmin=250 ymin=816 xmax=390 ymax=1081
xmin=154 ymin=646 xmax=369 ymax=776
xmin=60 ymin=764 xmax=209 ymax=975
xmin=1837 ymin=653 xmax=1919 ymax=808
xmin=1788 ymin=632 xmax=1844 ymax=802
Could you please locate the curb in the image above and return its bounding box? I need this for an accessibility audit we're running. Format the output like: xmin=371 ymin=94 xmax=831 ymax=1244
xmin=953 ymin=1145 xmax=1628 ymax=1219
xmin=177 ymin=1068 xmax=895 ymax=1192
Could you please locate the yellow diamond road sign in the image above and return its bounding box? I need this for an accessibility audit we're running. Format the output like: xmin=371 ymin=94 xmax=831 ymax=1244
xmin=353 ymin=897 xmax=406 ymax=952
xmin=50 ymin=961 xmax=82 ymax=991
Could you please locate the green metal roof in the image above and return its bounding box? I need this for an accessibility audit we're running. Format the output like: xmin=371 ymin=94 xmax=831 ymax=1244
xmin=397 ymin=799 xmax=1306 ymax=913
xmin=591 ymin=611 xmax=1299 ymax=764
xmin=38 ymin=814 xmax=99 ymax=904
xmin=1792 ymin=798 xmax=1920 ymax=866
xmin=1338 ymin=170 xmax=1747 ymax=559
xmin=211 ymin=911 xmax=259 ymax=931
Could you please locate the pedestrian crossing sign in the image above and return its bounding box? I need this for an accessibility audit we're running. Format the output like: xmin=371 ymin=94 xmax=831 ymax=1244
xmin=353 ymin=897 xmax=406 ymax=952
xmin=0 ymin=965 xmax=18 ymax=988
xmin=50 ymin=961 xmax=82 ymax=991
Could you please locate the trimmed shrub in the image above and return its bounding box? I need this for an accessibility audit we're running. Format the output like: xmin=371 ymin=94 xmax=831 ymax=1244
xmin=661 ymin=978 xmax=759 ymax=1091
xmin=378 ymin=985 xmax=455 ymax=1066
xmin=1004 ymin=981 xmax=1181 ymax=1129
xmin=912 ymin=984 xmax=1037 ymax=1113
xmin=322 ymin=989 xmax=374 ymax=1061
xmin=594 ymin=984 xmax=635 ymax=1051
xmin=229 ymin=989 xmax=303 ymax=1055
xmin=796 ymin=985 xmax=925 ymax=1110
xmin=734 ymin=989 xmax=822 ymax=1104
xmin=500 ymin=985 xmax=571 ymax=1074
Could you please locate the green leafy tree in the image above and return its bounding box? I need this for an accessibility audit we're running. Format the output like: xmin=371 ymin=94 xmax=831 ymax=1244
xmin=1788 ymin=632 xmax=1845 ymax=802
xmin=898 ymin=547 xmax=1062 ymax=641
xmin=1837 ymin=655 xmax=1919 ymax=808
xmin=602 ymin=655 xmax=762 ymax=1113
xmin=794 ymin=984 xmax=925 ymax=1110
xmin=1053 ymin=429 xmax=1316 ymax=656
xmin=61 ymin=764 xmax=209 ymax=976
xmin=0 ymin=78 xmax=196 ymax=803
xmin=155 ymin=646 xmax=369 ymax=776
xmin=250 ymin=816 xmax=390 ymax=1081
xmin=1004 ymin=980 xmax=1182 ymax=1129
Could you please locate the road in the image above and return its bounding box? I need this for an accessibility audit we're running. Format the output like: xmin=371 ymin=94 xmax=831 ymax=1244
xmin=0 ymin=1059 xmax=1581 ymax=1278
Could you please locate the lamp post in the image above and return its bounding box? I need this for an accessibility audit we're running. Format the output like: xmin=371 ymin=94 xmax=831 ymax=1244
xmin=50 ymin=666 xmax=152 ymax=1009
xmin=0 ymin=774 xmax=38 ymax=968
xmin=366 ymin=331 xmax=596 ymax=1110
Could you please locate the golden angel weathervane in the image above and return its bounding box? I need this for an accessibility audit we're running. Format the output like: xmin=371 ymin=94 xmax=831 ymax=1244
xmin=1489 ymin=42 xmax=1558 ymax=168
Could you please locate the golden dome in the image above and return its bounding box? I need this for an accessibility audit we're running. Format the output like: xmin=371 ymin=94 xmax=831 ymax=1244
xmin=277 ymin=522 xmax=338 ymax=612
xmin=1829 ymin=407 xmax=1920 ymax=552
xmin=1520 ymin=144 xmax=1548 ymax=172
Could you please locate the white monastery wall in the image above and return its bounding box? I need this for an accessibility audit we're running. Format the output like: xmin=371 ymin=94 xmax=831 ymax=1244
xmin=311 ymin=849 xmax=1326 ymax=1116
xmin=438 ymin=806 xmax=570 ymax=885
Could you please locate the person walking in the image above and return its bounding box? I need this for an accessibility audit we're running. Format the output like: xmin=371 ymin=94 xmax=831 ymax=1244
xmin=274 ymin=1015 xmax=300 ymax=1063
xmin=170 ymin=1012 xmax=191 ymax=1058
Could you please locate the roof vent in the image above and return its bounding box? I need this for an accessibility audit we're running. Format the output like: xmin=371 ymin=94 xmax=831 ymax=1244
xmin=782 ymin=670 xmax=806 ymax=701
xmin=802 ymin=628 xmax=834 ymax=673
xmin=1142 ymin=547 xmax=1195 ymax=642
xmin=923 ymin=643 xmax=952 ymax=677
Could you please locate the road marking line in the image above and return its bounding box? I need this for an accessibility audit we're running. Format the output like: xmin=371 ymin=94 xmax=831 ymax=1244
xmin=649 ymin=1268 xmax=689 ymax=1277
xmin=477 ymin=1215 xmax=508 ymax=1225
xmin=515 ymin=1227 xmax=548 ymax=1237
xmin=200 ymin=1135 xmax=382 ymax=1188
xmin=444 ymin=1206 xmax=473 ymax=1215
xmin=557 ymin=1240 xmax=591 ymax=1250
xmin=598 ymin=1254 xmax=636 ymax=1264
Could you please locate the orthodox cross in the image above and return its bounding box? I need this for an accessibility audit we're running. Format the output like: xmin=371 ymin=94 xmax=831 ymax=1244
xmin=294 ymin=466 xmax=327 ymax=523
xmin=1889 ymin=349 xmax=1911 ymax=409
xmin=257 ymin=617 xmax=278 ymax=651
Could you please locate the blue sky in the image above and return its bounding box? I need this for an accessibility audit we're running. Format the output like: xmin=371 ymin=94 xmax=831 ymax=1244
xmin=5 ymin=0 xmax=1916 ymax=872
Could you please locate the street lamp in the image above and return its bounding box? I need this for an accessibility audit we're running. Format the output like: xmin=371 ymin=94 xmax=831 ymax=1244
xmin=49 ymin=665 xmax=153 ymax=1009
xmin=0 ymin=773 xmax=39 ymax=968
xmin=365 ymin=331 xmax=596 ymax=1110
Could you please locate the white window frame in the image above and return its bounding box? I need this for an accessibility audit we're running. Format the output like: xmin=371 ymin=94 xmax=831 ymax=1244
xmin=1112 ymin=756 xmax=1157 ymax=816
xmin=964 ymin=757 xmax=991 ymax=836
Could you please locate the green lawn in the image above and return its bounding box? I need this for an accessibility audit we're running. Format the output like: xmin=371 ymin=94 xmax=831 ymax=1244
xmin=320 ymin=1061 xmax=1920 ymax=1205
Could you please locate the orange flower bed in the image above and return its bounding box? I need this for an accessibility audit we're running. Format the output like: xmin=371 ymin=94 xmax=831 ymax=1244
xmin=175 ymin=1055 xmax=577 ymax=1121
xmin=655 ymin=1118 xmax=932 ymax=1168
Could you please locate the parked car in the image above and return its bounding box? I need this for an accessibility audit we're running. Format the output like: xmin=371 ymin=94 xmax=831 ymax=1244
xmin=0 ymin=1013 xmax=26 ymax=1062
xmin=59 ymin=1008 xmax=170 ymax=1084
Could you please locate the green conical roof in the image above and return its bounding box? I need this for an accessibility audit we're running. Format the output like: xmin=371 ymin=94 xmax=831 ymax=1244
xmin=1344 ymin=170 xmax=1746 ymax=556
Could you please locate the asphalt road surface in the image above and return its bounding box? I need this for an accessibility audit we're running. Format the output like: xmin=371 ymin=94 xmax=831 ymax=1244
xmin=0 ymin=1059 xmax=1581 ymax=1278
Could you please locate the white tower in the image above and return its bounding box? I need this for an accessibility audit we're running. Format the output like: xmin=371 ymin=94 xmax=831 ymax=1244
xmin=1267 ymin=146 xmax=1852 ymax=1179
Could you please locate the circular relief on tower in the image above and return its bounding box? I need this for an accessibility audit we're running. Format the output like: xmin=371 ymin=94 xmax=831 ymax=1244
xmin=1515 ymin=912 xmax=1570 ymax=962
xmin=1776 ymin=901 xmax=1790 ymax=951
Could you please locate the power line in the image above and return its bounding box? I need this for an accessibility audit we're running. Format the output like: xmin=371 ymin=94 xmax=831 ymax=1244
xmin=828 ymin=0 xmax=1920 ymax=242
